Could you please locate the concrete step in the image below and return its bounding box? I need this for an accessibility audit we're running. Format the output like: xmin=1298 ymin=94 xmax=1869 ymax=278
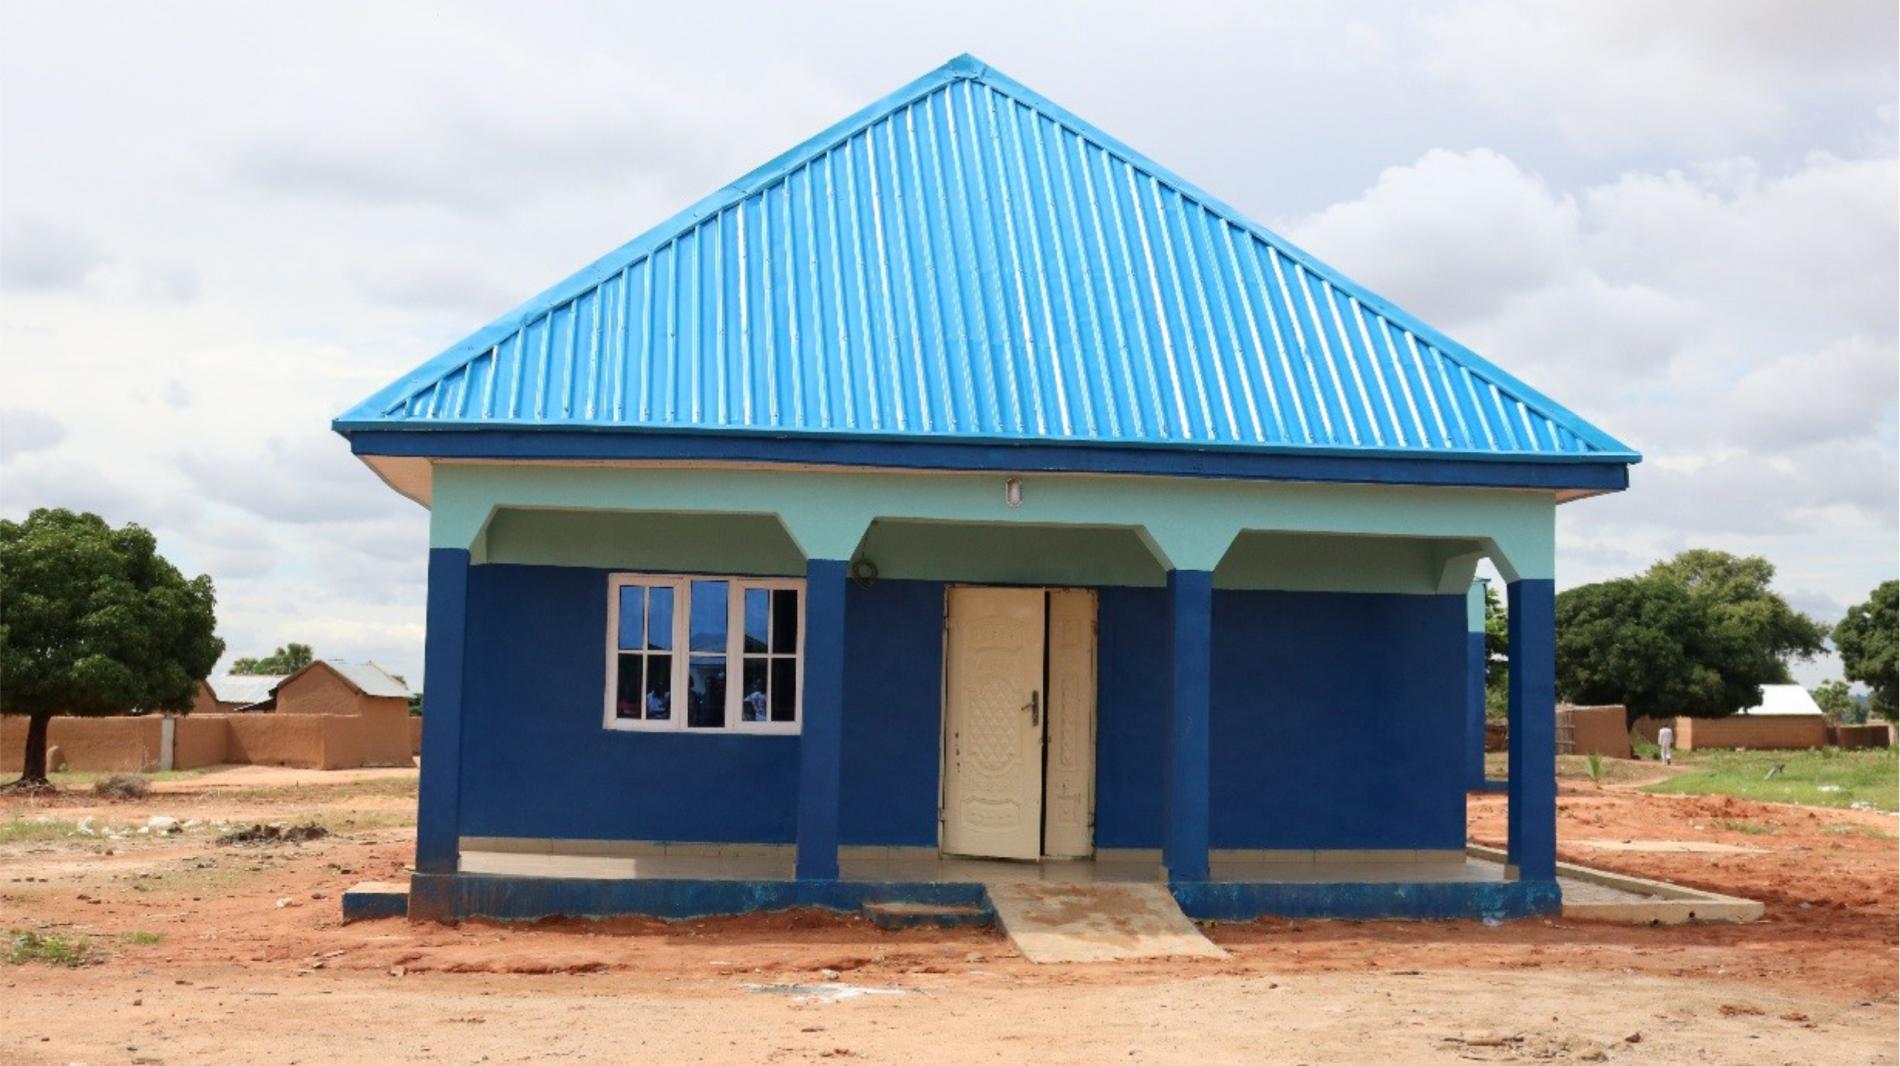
xmin=341 ymin=880 xmax=410 ymax=923
xmin=861 ymin=900 xmax=993 ymax=930
xmin=985 ymin=881 xmax=1227 ymax=963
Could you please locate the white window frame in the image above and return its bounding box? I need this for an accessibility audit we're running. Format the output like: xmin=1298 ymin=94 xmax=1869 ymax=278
xmin=604 ymin=573 xmax=805 ymax=735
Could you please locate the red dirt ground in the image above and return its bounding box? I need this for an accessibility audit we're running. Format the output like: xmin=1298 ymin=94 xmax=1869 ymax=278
xmin=2 ymin=770 xmax=1893 ymax=1063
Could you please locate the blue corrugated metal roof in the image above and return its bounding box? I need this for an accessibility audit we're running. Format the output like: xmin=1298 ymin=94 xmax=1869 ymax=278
xmin=335 ymin=55 xmax=1637 ymax=465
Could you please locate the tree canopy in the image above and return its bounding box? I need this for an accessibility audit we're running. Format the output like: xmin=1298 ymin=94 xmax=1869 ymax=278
xmin=1554 ymin=549 xmax=1825 ymax=721
xmin=1834 ymin=580 xmax=1898 ymax=721
xmin=231 ymin=642 xmax=314 ymax=676
xmin=1810 ymin=681 xmax=1863 ymax=725
xmin=0 ymin=509 xmax=223 ymax=785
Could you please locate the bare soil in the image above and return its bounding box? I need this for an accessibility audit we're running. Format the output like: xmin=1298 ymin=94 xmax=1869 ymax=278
xmin=2 ymin=766 xmax=1894 ymax=1064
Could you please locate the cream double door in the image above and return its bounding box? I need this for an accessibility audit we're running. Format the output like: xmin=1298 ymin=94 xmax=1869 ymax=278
xmin=941 ymin=587 xmax=1096 ymax=861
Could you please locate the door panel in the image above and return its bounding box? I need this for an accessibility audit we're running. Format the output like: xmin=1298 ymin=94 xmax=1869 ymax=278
xmin=942 ymin=587 xmax=1045 ymax=860
xmin=1043 ymin=589 xmax=1097 ymax=858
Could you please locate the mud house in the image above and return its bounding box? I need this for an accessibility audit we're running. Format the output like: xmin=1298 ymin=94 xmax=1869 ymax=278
xmin=334 ymin=56 xmax=1638 ymax=922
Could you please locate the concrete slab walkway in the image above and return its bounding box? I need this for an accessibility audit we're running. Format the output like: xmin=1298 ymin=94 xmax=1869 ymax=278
xmin=985 ymin=881 xmax=1227 ymax=964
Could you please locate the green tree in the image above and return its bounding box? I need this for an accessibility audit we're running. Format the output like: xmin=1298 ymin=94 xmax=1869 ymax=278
xmin=0 ymin=509 xmax=224 ymax=787
xmin=1555 ymin=550 xmax=1825 ymax=723
xmin=1834 ymin=580 xmax=1898 ymax=721
xmin=1482 ymin=582 xmax=1509 ymax=718
xmin=1644 ymin=549 xmax=1828 ymax=713
xmin=1810 ymin=681 xmax=1862 ymax=725
xmin=230 ymin=642 xmax=314 ymax=675
xmin=1555 ymin=576 xmax=1720 ymax=720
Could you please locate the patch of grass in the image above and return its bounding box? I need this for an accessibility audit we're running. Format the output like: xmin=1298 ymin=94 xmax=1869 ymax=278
xmin=120 ymin=931 xmax=165 ymax=946
xmin=0 ymin=817 xmax=83 ymax=844
xmin=219 ymin=777 xmax=418 ymax=804
xmin=47 ymin=768 xmax=208 ymax=787
xmin=1643 ymin=747 xmax=1899 ymax=811
xmin=1822 ymin=822 xmax=1896 ymax=840
xmin=7 ymin=930 xmax=93 ymax=967
xmin=1718 ymin=818 xmax=1777 ymax=835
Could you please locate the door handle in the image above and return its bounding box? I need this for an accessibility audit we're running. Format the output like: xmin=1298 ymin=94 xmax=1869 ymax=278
xmin=1026 ymin=691 xmax=1040 ymax=727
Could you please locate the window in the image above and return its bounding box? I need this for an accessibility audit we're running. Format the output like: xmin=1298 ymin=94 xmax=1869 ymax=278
xmin=606 ymin=574 xmax=802 ymax=733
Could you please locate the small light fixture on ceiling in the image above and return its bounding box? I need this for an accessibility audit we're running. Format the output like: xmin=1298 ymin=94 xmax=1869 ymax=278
xmin=1005 ymin=477 xmax=1023 ymax=509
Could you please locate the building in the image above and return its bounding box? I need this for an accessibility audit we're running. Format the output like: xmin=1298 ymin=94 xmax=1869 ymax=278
xmin=242 ymin=660 xmax=412 ymax=720
xmin=201 ymin=673 xmax=286 ymax=713
xmin=333 ymin=56 xmax=1639 ymax=922
xmin=1738 ymin=684 xmax=1826 ymax=718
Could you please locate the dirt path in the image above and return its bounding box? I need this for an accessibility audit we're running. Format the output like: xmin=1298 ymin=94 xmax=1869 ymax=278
xmin=3 ymin=773 xmax=1894 ymax=1063
xmin=5 ymin=962 xmax=1888 ymax=1065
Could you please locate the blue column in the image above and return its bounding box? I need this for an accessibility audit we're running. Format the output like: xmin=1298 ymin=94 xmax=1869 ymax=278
xmin=795 ymin=558 xmax=848 ymax=880
xmin=1465 ymin=579 xmax=1488 ymax=790
xmin=416 ymin=548 xmax=470 ymax=874
xmin=1505 ymin=578 xmax=1557 ymax=881
xmin=1163 ymin=569 xmax=1213 ymax=883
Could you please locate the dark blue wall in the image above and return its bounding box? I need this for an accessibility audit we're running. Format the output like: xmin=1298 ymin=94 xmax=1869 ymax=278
xmin=458 ymin=565 xmax=944 ymax=845
xmin=1205 ymin=591 xmax=1466 ymax=850
xmin=457 ymin=565 xmax=1462 ymax=852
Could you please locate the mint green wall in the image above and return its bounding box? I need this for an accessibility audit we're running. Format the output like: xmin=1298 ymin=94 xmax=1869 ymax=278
xmin=429 ymin=462 xmax=1556 ymax=583
xmin=861 ymin=519 xmax=1167 ymax=587
xmin=483 ymin=508 xmax=806 ymax=574
xmin=1214 ymin=532 xmax=1486 ymax=595
xmin=1467 ymin=579 xmax=1488 ymax=632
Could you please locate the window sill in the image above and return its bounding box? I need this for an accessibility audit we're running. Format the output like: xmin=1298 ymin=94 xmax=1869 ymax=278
xmin=604 ymin=719 xmax=801 ymax=737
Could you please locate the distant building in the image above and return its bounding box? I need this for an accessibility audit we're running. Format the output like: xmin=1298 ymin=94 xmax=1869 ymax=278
xmin=201 ymin=673 xmax=288 ymax=713
xmin=1737 ymin=684 xmax=1826 ymax=717
xmin=237 ymin=660 xmax=412 ymax=720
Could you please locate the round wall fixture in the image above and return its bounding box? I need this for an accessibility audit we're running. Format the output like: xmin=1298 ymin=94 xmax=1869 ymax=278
xmin=1005 ymin=476 xmax=1023 ymax=508
xmin=850 ymin=556 xmax=880 ymax=589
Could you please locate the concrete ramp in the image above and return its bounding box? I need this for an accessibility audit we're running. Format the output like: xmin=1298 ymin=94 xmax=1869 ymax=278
xmin=984 ymin=881 xmax=1227 ymax=963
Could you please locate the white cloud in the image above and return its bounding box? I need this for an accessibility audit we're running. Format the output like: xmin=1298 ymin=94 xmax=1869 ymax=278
xmin=1422 ymin=1 xmax=1898 ymax=153
xmin=0 ymin=3 xmax=1892 ymax=689
xmin=0 ymin=408 xmax=66 ymax=459
xmin=0 ymin=215 xmax=106 ymax=291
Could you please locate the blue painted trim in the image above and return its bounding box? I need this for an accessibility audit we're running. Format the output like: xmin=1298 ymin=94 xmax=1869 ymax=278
xmin=408 ymin=871 xmax=989 ymax=923
xmin=1173 ymin=878 xmax=1561 ymax=922
xmin=1506 ymin=579 xmax=1557 ymax=881
xmin=402 ymin=871 xmax=1559 ymax=923
xmin=1465 ymin=631 xmax=1488 ymax=791
xmin=1164 ymin=570 xmax=1213 ymax=883
xmin=795 ymin=559 xmax=848 ymax=879
xmin=343 ymin=429 xmax=1630 ymax=492
xmin=417 ymin=548 xmax=469 ymax=874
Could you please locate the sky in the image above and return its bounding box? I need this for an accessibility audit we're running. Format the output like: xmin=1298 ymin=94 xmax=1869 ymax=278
xmin=1 ymin=1 xmax=1895 ymax=689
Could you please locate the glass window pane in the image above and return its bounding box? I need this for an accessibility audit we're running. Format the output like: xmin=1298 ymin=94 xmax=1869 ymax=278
xmin=687 ymin=658 xmax=727 ymax=727
xmin=645 ymin=653 xmax=672 ymax=719
xmin=770 ymin=658 xmax=797 ymax=722
xmin=615 ymin=653 xmax=643 ymax=719
xmin=647 ymin=587 xmax=674 ymax=651
xmin=689 ymin=580 xmax=727 ymax=652
xmin=772 ymin=589 xmax=800 ymax=654
xmin=617 ymin=587 xmax=645 ymax=650
xmin=744 ymin=588 xmax=769 ymax=653
xmin=741 ymin=659 xmax=768 ymax=721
